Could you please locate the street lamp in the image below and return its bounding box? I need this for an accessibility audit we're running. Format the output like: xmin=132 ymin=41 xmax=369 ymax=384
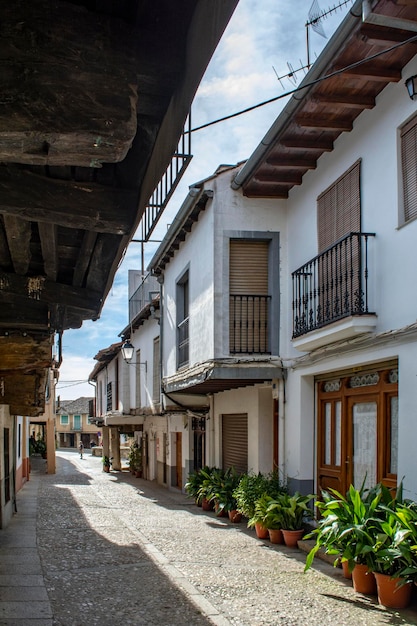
xmin=405 ymin=75 xmax=417 ymax=101
xmin=121 ymin=340 xmax=134 ymax=363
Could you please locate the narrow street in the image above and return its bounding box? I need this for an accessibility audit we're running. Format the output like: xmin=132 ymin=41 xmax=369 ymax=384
xmin=2 ymin=450 xmax=417 ymax=626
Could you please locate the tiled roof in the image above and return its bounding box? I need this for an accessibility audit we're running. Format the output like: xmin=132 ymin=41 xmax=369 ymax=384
xmin=57 ymin=397 xmax=93 ymax=415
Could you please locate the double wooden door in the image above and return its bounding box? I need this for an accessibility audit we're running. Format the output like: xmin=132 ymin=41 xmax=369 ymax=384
xmin=317 ymin=368 xmax=398 ymax=496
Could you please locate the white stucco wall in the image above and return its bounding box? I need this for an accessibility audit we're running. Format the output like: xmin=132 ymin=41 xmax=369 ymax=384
xmin=212 ymin=385 xmax=273 ymax=474
xmin=124 ymin=317 xmax=160 ymax=412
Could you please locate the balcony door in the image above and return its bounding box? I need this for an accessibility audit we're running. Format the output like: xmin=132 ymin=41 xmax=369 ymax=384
xmin=317 ymin=367 xmax=398 ymax=497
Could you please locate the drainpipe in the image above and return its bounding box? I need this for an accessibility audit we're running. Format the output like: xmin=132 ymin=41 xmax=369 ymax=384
xmin=278 ymin=378 xmax=286 ymax=480
xmin=208 ymin=394 xmax=215 ymax=467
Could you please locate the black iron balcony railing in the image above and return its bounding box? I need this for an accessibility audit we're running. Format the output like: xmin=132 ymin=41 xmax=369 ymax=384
xmin=230 ymin=294 xmax=271 ymax=354
xmin=292 ymin=232 xmax=375 ymax=339
xmin=178 ymin=316 xmax=189 ymax=368
xmin=129 ymin=273 xmax=159 ymax=323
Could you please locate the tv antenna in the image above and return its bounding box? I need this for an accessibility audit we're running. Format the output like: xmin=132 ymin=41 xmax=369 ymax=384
xmin=274 ymin=0 xmax=354 ymax=89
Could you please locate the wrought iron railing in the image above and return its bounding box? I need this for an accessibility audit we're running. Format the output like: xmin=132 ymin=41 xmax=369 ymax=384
xmin=141 ymin=114 xmax=192 ymax=242
xmin=178 ymin=316 xmax=189 ymax=368
xmin=230 ymin=295 xmax=271 ymax=354
xmin=129 ymin=273 xmax=159 ymax=323
xmin=292 ymin=232 xmax=375 ymax=339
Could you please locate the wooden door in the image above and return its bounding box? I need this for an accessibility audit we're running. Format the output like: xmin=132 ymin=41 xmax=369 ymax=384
xmin=317 ymin=367 xmax=398 ymax=497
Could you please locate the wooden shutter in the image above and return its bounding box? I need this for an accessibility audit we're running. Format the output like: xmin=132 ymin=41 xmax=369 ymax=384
xmin=317 ymin=160 xmax=361 ymax=252
xmin=401 ymin=116 xmax=417 ymax=223
xmin=222 ymin=413 xmax=248 ymax=475
xmin=229 ymin=240 xmax=269 ymax=353
xmin=229 ymin=240 xmax=268 ymax=294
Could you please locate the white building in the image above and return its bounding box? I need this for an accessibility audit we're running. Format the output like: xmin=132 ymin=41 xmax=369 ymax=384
xmin=231 ymin=0 xmax=417 ymax=499
xmin=91 ymin=0 xmax=417 ymax=499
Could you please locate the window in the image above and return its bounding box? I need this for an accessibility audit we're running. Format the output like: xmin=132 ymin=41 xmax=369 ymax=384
xmin=401 ymin=115 xmax=417 ymax=224
xmin=73 ymin=415 xmax=81 ymax=430
xmin=153 ymin=337 xmax=160 ymax=404
xmin=317 ymin=160 xmax=361 ymax=252
xmin=60 ymin=415 xmax=69 ymax=425
xmin=176 ymin=270 xmax=189 ymax=368
xmin=106 ymin=382 xmax=112 ymax=412
xmin=135 ymin=349 xmax=141 ymax=408
xmin=229 ymin=239 xmax=270 ymax=353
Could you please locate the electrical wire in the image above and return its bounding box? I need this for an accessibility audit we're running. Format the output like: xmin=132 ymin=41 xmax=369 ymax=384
xmin=187 ymin=33 xmax=417 ymax=134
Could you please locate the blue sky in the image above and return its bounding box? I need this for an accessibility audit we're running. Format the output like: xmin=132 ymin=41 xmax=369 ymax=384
xmin=56 ymin=0 xmax=353 ymax=400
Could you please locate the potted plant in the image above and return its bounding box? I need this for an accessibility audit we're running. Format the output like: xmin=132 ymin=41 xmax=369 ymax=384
xmin=196 ymin=466 xmax=219 ymax=511
xmin=102 ymin=456 xmax=112 ymax=472
xmin=185 ymin=467 xmax=211 ymax=506
xmin=367 ymin=499 xmax=416 ymax=608
xmin=233 ymin=471 xmax=287 ymax=522
xmin=211 ymin=467 xmax=242 ymax=520
xmin=278 ymin=492 xmax=314 ymax=547
xmin=304 ymin=481 xmax=396 ymax=594
xmin=248 ymin=493 xmax=278 ymax=540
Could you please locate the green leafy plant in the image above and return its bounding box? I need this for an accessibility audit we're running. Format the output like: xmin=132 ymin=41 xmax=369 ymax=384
xmin=233 ymin=471 xmax=287 ymax=520
xmin=102 ymin=455 xmax=112 ymax=468
xmin=185 ymin=467 xmax=212 ymax=505
xmin=278 ymin=492 xmax=314 ymax=531
xmin=212 ymin=467 xmax=242 ymax=513
xmin=304 ymin=481 xmax=400 ymax=573
xmin=248 ymin=493 xmax=278 ymax=529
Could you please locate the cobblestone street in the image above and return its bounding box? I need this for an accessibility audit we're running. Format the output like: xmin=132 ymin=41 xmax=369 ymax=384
xmin=3 ymin=450 xmax=417 ymax=626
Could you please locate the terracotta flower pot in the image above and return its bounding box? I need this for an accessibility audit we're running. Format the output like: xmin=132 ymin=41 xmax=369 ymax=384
xmin=374 ymin=572 xmax=412 ymax=609
xmin=281 ymin=528 xmax=304 ymax=547
xmin=268 ymin=529 xmax=284 ymax=544
xmin=352 ymin=564 xmax=377 ymax=595
xmin=228 ymin=510 xmax=242 ymax=523
xmin=341 ymin=560 xmax=352 ymax=580
xmin=254 ymin=522 xmax=269 ymax=539
xmin=201 ymin=498 xmax=213 ymax=511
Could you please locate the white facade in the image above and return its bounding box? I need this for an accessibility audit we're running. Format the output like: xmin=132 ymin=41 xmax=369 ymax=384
xmin=271 ymin=53 xmax=417 ymax=498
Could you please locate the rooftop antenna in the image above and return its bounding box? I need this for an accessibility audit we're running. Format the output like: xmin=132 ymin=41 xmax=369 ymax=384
xmin=274 ymin=0 xmax=353 ymax=90
xmin=306 ymin=0 xmax=354 ymax=67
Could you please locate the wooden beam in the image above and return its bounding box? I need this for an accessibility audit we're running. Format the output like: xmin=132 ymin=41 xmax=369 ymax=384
xmin=311 ymin=93 xmax=376 ymax=109
xmin=0 ymin=168 xmax=137 ymax=234
xmin=0 ymin=271 xmax=102 ymax=315
xmin=337 ymin=65 xmax=402 ymax=82
xmin=254 ymin=173 xmax=303 ymax=185
xmin=266 ymin=157 xmax=317 ymax=169
xmin=280 ymin=137 xmax=334 ymax=151
xmin=295 ymin=116 xmax=353 ymax=132
xmin=3 ymin=215 xmax=31 ymax=275
xmin=38 ymin=223 xmax=58 ymax=282
xmin=72 ymin=232 xmax=98 ymax=288
xmin=360 ymin=24 xmax=417 ymax=46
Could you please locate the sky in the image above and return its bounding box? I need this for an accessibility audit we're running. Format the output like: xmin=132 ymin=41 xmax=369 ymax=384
xmin=56 ymin=0 xmax=354 ymax=400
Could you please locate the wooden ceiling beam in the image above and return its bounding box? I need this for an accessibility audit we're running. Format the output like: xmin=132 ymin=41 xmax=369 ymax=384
xmin=3 ymin=215 xmax=32 ymax=275
xmin=0 ymin=168 xmax=137 ymax=235
xmin=38 ymin=223 xmax=58 ymax=282
xmin=72 ymin=232 xmax=98 ymax=288
xmin=296 ymin=116 xmax=353 ymax=132
xmin=337 ymin=65 xmax=402 ymax=82
xmin=266 ymin=157 xmax=317 ymax=169
xmin=254 ymin=173 xmax=303 ymax=185
xmin=360 ymin=24 xmax=417 ymax=46
xmin=311 ymin=92 xmax=376 ymax=109
xmin=0 ymin=271 xmax=102 ymax=316
xmin=280 ymin=137 xmax=334 ymax=151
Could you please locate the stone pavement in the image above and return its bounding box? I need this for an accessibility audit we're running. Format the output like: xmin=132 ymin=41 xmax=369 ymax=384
xmin=2 ymin=451 xmax=417 ymax=626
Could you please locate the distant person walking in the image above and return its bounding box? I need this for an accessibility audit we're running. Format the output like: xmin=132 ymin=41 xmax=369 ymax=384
xmin=79 ymin=441 xmax=84 ymax=459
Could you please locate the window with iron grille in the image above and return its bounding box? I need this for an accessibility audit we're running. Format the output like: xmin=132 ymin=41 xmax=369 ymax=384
xmin=401 ymin=115 xmax=417 ymax=224
xmin=176 ymin=270 xmax=189 ymax=368
xmin=153 ymin=337 xmax=160 ymax=404
xmin=229 ymin=239 xmax=270 ymax=354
